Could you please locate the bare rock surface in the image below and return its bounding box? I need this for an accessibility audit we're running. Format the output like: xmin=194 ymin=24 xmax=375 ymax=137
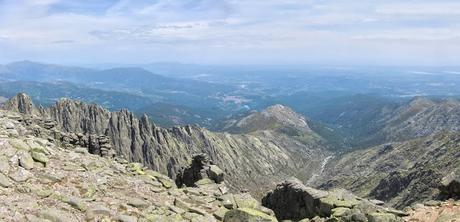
xmin=0 ymin=108 xmax=275 ymax=221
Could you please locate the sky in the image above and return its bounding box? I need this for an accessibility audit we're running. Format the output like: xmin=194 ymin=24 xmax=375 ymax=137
xmin=0 ymin=0 xmax=459 ymax=66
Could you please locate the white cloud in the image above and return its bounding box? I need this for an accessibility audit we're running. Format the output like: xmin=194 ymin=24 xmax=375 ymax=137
xmin=0 ymin=0 xmax=459 ymax=65
xmin=376 ymin=3 xmax=460 ymax=16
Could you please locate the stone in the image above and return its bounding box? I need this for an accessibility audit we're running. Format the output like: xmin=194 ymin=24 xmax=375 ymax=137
xmin=223 ymin=208 xmax=277 ymax=222
xmin=0 ymin=173 xmax=11 ymax=187
xmin=208 ymin=165 xmax=224 ymax=183
xmin=116 ymin=214 xmax=138 ymax=222
xmin=195 ymin=178 xmax=214 ymax=186
xmin=86 ymin=206 xmax=112 ymax=219
xmin=0 ymin=156 xmax=10 ymax=174
xmin=19 ymin=152 xmax=34 ymax=170
xmin=62 ymin=196 xmax=87 ymax=212
xmin=158 ymin=177 xmax=174 ymax=189
xmin=385 ymin=209 xmax=409 ymax=217
xmin=367 ymin=213 xmax=398 ymax=222
xmin=220 ymin=194 xmax=236 ymax=209
xmin=74 ymin=147 xmax=88 ymax=154
xmin=234 ymin=193 xmax=260 ymax=209
xmin=351 ymin=213 xmax=368 ymax=222
xmin=9 ymin=167 xmax=33 ymax=182
xmin=213 ymin=207 xmax=229 ymax=220
xmin=39 ymin=209 xmax=76 ymax=222
xmin=370 ymin=199 xmax=385 ymax=206
xmin=38 ymin=173 xmax=63 ymax=184
xmin=31 ymin=151 xmax=49 ymax=165
xmin=35 ymin=189 xmax=54 ymax=198
xmin=127 ymin=198 xmax=150 ymax=208
xmin=424 ymin=200 xmax=441 ymax=206
xmin=9 ymin=139 xmax=30 ymax=150
xmin=331 ymin=207 xmax=351 ymax=217
xmin=174 ymin=198 xmax=191 ymax=210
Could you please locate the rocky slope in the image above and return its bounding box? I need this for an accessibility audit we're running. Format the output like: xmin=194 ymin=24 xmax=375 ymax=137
xmin=0 ymin=108 xmax=282 ymax=221
xmin=359 ymin=97 xmax=460 ymax=147
xmin=4 ymin=93 xmax=330 ymax=198
xmin=219 ymin=104 xmax=329 ymax=164
xmin=1 ymin=95 xmax=445 ymax=222
xmin=316 ymin=132 xmax=460 ymax=209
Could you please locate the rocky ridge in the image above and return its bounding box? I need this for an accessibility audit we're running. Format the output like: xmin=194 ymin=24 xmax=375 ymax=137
xmin=317 ymin=132 xmax=460 ymax=209
xmin=4 ymin=93 xmax=330 ymax=197
xmin=363 ymin=97 xmax=460 ymax=146
xmin=0 ymin=108 xmax=280 ymax=221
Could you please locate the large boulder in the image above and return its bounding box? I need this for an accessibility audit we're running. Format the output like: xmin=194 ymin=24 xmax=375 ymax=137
xmin=262 ymin=178 xmax=328 ymax=220
xmin=439 ymin=169 xmax=460 ymax=199
xmin=175 ymin=154 xmax=225 ymax=187
xmin=262 ymin=178 xmax=404 ymax=221
xmin=223 ymin=208 xmax=277 ymax=222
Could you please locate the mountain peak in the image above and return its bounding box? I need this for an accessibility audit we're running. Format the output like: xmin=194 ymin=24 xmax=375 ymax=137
xmin=261 ymin=104 xmax=309 ymax=129
xmin=224 ymin=104 xmax=312 ymax=134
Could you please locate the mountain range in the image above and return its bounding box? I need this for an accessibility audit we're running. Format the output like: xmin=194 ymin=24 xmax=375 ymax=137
xmin=1 ymin=61 xmax=460 ymax=220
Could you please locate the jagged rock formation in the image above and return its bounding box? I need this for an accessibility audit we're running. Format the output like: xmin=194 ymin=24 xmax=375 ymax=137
xmin=2 ymin=92 xmax=37 ymax=115
xmin=0 ymin=108 xmax=278 ymax=221
xmin=4 ymin=93 xmax=330 ymax=197
xmin=317 ymin=132 xmax=460 ymax=208
xmin=262 ymin=178 xmax=406 ymax=221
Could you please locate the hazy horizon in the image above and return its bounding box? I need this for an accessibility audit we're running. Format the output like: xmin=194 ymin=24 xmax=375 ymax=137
xmin=1 ymin=0 xmax=459 ymax=66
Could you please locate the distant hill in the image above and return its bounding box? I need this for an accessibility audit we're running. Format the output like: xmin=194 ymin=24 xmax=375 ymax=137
xmin=222 ymin=104 xmax=312 ymax=134
xmin=372 ymin=97 xmax=460 ymax=142
xmin=0 ymin=81 xmax=155 ymax=111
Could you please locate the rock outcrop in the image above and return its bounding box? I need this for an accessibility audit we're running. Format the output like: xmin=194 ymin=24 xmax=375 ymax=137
xmin=176 ymin=154 xmax=225 ymax=187
xmin=262 ymin=178 xmax=406 ymax=221
xmin=0 ymin=108 xmax=277 ymax=221
xmin=3 ymin=93 xmax=330 ymax=197
xmin=2 ymin=93 xmax=36 ymax=115
xmin=440 ymin=169 xmax=460 ymax=199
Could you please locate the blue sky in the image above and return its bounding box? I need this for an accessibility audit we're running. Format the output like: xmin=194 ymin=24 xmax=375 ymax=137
xmin=0 ymin=0 xmax=459 ymax=66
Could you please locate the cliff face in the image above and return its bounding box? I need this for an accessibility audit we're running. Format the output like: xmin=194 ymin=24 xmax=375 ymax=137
xmin=6 ymin=94 xmax=330 ymax=196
